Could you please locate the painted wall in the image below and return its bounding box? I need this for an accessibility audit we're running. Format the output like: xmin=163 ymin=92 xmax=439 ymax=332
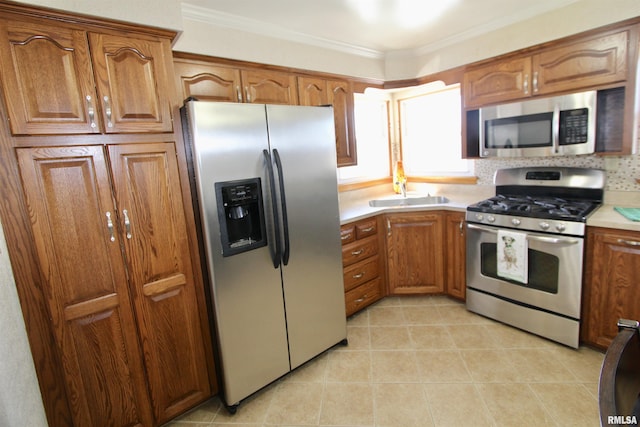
xmin=12 ymin=0 xmax=183 ymax=31
xmin=387 ymin=0 xmax=640 ymax=80
xmin=172 ymin=17 xmax=387 ymax=80
xmin=0 ymin=222 xmax=48 ymax=427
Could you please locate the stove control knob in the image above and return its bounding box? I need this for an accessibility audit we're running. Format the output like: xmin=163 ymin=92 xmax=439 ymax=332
xmin=475 ymin=213 xmax=484 ymax=221
xmin=511 ymin=218 xmax=521 ymax=226
xmin=555 ymin=223 xmax=566 ymax=232
xmin=487 ymin=215 xmax=495 ymax=223
xmin=539 ymin=221 xmax=550 ymax=230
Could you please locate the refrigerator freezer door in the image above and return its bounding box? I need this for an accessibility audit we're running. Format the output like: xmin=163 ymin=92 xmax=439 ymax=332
xmin=266 ymin=105 xmax=347 ymax=369
xmin=186 ymin=102 xmax=290 ymax=405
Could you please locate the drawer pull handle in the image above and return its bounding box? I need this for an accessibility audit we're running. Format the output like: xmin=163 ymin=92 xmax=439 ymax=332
xmin=341 ymin=233 xmax=352 ymax=241
xmin=361 ymin=226 xmax=374 ymax=232
xmin=352 ymin=273 xmax=364 ymax=279
xmin=618 ymin=238 xmax=640 ymax=246
xmin=355 ymin=295 xmax=367 ymax=303
xmin=351 ymin=249 xmax=364 ymax=256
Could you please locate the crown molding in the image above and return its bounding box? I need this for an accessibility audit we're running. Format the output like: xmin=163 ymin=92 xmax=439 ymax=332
xmin=182 ymin=0 xmax=579 ymax=61
xmin=181 ymin=3 xmax=385 ymax=59
xmin=390 ymin=0 xmax=580 ymax=59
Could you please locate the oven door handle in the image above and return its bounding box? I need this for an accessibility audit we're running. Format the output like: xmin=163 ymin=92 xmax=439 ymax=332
xmin=467 ymin=223 xmax=580 ymax=245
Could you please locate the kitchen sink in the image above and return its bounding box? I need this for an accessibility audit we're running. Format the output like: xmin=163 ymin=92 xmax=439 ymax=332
xmin=368 ymin=195 xmax=449 ymax=207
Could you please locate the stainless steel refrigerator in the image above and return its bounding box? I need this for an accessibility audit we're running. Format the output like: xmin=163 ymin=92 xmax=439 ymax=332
xmin=181 ymin=100 xmax=347 ymax=412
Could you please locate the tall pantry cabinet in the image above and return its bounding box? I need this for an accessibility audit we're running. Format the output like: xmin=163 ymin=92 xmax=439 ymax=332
xmin=0 ymin=4 xmax=214 ymax=427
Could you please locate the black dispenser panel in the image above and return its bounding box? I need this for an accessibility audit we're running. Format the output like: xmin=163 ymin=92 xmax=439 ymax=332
xmin=215 ymin=178 xmax=267 ymax=257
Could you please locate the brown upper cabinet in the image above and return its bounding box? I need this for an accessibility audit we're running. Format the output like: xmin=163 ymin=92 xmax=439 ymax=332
xmin=463 ymin=29 xmax=629 ymax=108
xmin=174 ymin=54 xmax=358 ymax=166
xmin=0 ymin=18 xmax=174 ymax=135
xmin=298 ymin=76 xmax=357 ymax=166
xmin=173 ymin=57 xmax=298 ymax=105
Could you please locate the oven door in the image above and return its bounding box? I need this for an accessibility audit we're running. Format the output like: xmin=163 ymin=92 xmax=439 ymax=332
xmin=466 ymin=222 xmax=584 ymax=319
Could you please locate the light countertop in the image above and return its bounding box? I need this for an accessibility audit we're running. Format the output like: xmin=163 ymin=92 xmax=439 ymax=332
xmin=587 ymin=204 xmax=640 ymax=232
xmin=340 ymin=188 xmax=640 ymax=233
xmin=339 ymin=193 xmax=480 ymax=224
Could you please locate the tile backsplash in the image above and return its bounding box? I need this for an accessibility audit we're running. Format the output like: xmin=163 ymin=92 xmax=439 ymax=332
xmin=474 ymin=154 xmax=640 ymax=191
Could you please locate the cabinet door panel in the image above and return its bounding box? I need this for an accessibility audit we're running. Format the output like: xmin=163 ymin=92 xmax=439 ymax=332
xmin=241 ymin=69 xmax=298 ymax=104
xmin=463 ymin=57 xmax=531 ymax=108
xmin=445 ymin=212 xmax=466 ymax=300
xmin=16 ymin=146 xmax=153 ymax=427
xmin=174 ymin=60 xmax=242 ymax=102
xmin=583 ymin=228 xmax=640 ymax=349
xmin=328 ymin=80 xmax=357 ymax=166
xmin=0 ymin=20 xmax=98 ymax=134
xmin=386 ymin=213 xmax=444 ymax=294
xmin=298 ymin=76 xmax=328 ymax=106
xmin=533 ymin=31 xmax=628 ymax=95
xmin=89 ymin=33 xmax=173 ymax=133
xmin=108 ymin=143 xmax=210 ymax=423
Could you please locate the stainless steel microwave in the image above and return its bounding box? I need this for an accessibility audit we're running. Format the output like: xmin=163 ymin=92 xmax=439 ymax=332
xmin=478 ymin=90 xmax=596 ymax=157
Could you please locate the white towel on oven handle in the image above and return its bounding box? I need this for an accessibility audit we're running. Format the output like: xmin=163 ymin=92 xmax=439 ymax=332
xmin=497 ymin=229 xmax=528 ymax=284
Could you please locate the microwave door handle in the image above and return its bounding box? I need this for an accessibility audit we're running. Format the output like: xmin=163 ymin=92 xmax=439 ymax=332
xmin=552 ymin=104 xmax=560 ymax=154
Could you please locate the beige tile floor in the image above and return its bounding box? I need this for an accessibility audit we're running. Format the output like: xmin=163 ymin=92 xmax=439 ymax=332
xmin=166 ymin=296 xmax=604 ymax=427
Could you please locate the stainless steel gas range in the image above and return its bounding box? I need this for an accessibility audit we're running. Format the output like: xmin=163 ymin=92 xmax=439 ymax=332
xmin=465 ymin=167 xmax=605 ymax=348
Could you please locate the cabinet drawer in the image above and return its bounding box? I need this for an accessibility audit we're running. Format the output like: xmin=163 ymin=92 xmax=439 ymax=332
xmin=342 ymin=235 xmax=378 ymax=266
xmin=355 ymin=219 xmax=377 ymax=239
xmin=345 ymin=278 xmax=382 ymax=316
xmin=343 ymin=255 xmax=380 ymax=292
xmin=340 ymin=224 xmax=356 ymax=245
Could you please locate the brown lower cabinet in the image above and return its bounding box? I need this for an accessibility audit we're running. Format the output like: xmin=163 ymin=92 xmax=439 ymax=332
xmin=582 ymin=226 xmax=640 ymax=350
xmin=386 ymin=212 xmax=445 ymax=295
xmin=444 ymin=211 xmax=466 ymax=300
xmin=341 ymin=217 xmax=385 ymax=315
xmin=16 ymin=143 xmax=211 ymax=426
xmin=340 ymin=211 xmax=467 ymax=310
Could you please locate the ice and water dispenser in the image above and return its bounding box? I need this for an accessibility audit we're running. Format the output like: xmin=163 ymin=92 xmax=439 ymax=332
xmin=215 ymin=178 xmax=267 ymax=257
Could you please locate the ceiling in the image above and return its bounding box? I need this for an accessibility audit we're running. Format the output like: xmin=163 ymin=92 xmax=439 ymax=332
xmin=181 ymin=0 xmax=579 ymax=57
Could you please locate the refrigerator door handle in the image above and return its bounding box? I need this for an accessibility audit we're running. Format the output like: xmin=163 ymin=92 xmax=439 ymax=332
xmin=263 ymin=149 xmax=282 ymax=268
xmin=272 ymin=149 xmax=290 ymax=265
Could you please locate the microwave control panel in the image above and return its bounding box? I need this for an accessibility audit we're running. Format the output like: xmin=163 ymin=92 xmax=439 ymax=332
xmin=559 ymin=108 xmax=589 ymax=145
